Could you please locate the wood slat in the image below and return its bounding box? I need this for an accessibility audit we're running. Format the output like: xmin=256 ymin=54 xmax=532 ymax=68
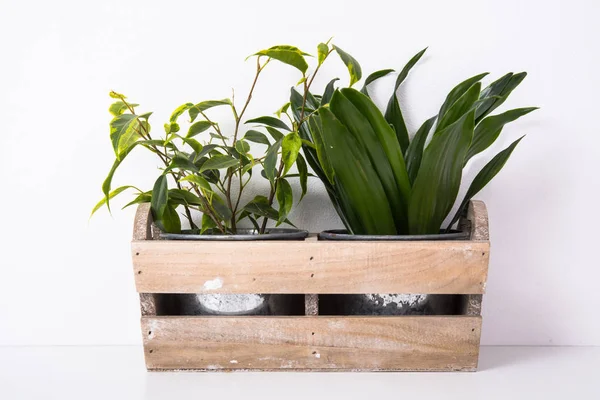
xmin=142 ymin=316 xmax=481 ymax=371
xmin=132 ymin=239 xmax=489 ymax=294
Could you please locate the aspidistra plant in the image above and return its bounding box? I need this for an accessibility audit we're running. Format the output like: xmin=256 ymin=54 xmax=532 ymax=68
xmin=292 ymin=44 xmax=537 ymax=235
xmin=92 ymin=45 xmax=322 ymax=234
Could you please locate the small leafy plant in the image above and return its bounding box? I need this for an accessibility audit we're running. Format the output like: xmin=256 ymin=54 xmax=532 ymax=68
xmin=92 ymin=45 xmax=327 ymax=234
xmin=292 ymin=46 xmax=537 ymax=235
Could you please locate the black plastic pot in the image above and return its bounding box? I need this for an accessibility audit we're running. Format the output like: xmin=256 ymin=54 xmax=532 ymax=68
xmin=317 ymin=228 xmax=468 ymax=316
xmin=159 ymin=227 xmax=308 ymax=316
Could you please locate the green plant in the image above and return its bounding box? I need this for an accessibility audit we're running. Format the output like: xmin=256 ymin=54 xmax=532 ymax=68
xmin=293 ymin=46 xmax=537 ymax=235
xmin=92 ymin=45 xmax=325 ymax=234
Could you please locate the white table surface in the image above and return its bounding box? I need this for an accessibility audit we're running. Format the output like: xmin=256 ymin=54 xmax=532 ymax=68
xmin=0 ymin=346 xmax=598 ymax=399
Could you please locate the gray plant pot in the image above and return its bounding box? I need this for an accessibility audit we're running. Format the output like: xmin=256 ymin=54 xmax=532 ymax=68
xmin=159 ymin=228 xmax=308 ymax=316
xmin=318 ymin=229 xmax=468 ymax=316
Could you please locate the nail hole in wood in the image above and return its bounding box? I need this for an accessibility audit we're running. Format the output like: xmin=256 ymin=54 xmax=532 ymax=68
xmin=148 ymin=331 xmax=152 ymax=335
xmin=310 ymin=273 xmax=314 ymax=278
xmin=471 ymin=328 xmax=475 ymax=332
xmin=310 ymin=256 xmax=314 ymax=260
xmin=482 ymin=252 xmax=485 ymax=256
xmin=138 ymin=271 xmax=142 ymax=274
xmin=312 ymin=351 xmax=317 ymax=355
xmin=149 ymin=349 xmax=154 ymax=353
xmin=136 ymin=252 xmax=140 ymax=256
xmin=252 ymin=278 xmax=256 ymax=281
xmin=311 ymin=332 xmax=315 ymax=336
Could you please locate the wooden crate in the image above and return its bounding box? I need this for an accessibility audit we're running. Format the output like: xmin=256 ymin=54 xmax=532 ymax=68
xmin=131 ymin=201 xmax=490 ymax=371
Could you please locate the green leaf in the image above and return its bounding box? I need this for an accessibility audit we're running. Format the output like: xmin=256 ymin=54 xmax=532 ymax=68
xmin=448 ymin=136 xmax=525 ymax=229
xmin=435 ymin=82 xmax=481 ymax=133
xmin=394 ymin=47 xmax=427 ymax=91
xmin=198 ymin=155 xmax=239 ymax=173
xmin=110 ymin=114 xmax=141 ymax=159
xmin=138 ymin=112 xmax=153 ymax=120
xmin=109 ymin=101 xmax=136 ymax=116
xmin=340 ymin=88 xmax=411 ymax=205
xmin=266 ymin=127 xmax=284 ymax=141
xmin=158 ymin=203 xmax=181 ymax=233
xmin=275 ymin=102 xmax=290 ymax=118
xmin=243 ymin=195 xmax=279 ymax=220
xmin=122 ymin=191 xmax=152 ymax=210
xmin=244 ymin=130 xmax=270 ymax=146
xmin=332 ymin=45 xmax=362 ymax=87
xmin=308 ymin=115 xmax=334 ymax=185
xmin=361 ymin=69 xmax=394 ymax=96
xmin=276 ymin=178 xmax=293 ymax=225
xmin=281 ymin=132 xmax=302 ymax=176
xmin=180 ymin=174 xmax=213 ymax=192
xmin=254 ymin=45 xmax=309 ymax=74
xmin=330 ymin=90 xmax=408 ymax=232
xmin=319 ymin=107 xmax=396 ymax=235
xmin=321 ymin=78 xmax=339 ymax=106
xmin=166 ymin=153 xmax=199 ymax=173
xmin=438 ymin=73 xmax=488 ymax=121
xmin=201 ymin=213 xmax=217 ymax=234
xmin=109 ymin=91 xmax=125 ymax=99
xmin=405 ymin=116 xmax=437 ymax=184
xmin=188 ymin=99 xmax=231 ymax=122
xmin=176 ymin=136 xmax=202 ymax=154
xmin=90 ymin=185 xmax=138 ymax=217
xmin=235 ymin=140 xmax=251 ymax=154
xmin=264 ymin=139 xmax=282 ymax=185
xmin=245 ymin=116 xmax=291 ymax=131
xmin=187 ymin=121 xmax=213 ymax=138
xmin=210 ymin=193 xmax=232 ymax=221
xmin=475 ymin=72 xmax=527 ymax=124
xmin=317 ymin=42 xmax=329 ymax=65
xmin=465 ymin=107 xmax=537 ymax=164
xmin=150 ymin=175 xmax=168 ymax=221
xmin=296 ymin=153 xmax=308 ymax=202
xmin=170 ymin=103 xmax=194 ymax=123
xmin=210 ymin=132 xmax=226 ymax=141
xmin=168 ymin=189 xmax=204 ymax=206
xmin=384 ymin=94 xmax=409 ymax=154
xmin=408 ymin=111 xmax=474 ymax=234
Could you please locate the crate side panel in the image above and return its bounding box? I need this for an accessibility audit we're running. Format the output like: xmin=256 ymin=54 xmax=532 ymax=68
xmin=132 ymin=240 xmax=489 ymax=294
xmin=142 ymin=316 xmax=481 ymax=371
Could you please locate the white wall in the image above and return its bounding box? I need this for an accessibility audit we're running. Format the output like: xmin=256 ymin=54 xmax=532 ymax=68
xmin=0 ymin=0 xmax=598 ymax=346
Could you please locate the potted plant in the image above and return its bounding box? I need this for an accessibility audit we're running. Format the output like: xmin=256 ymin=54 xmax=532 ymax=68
xmin=289 ymin=45 xmax=537 ymax=315
xmin=91 ymin=44 xmax=333 ymax=315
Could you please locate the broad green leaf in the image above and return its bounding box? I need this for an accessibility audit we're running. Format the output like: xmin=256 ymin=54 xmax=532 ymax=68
xmin=330 ymin=90 xmax=408 ymax=232
xmin=333 ymin=45 xmax=362 ymax=87
xmin=308 ymin=115 xmax=334 ymax=185
xmin=243 ymin=195 xmax=279 ymax=220
xmin=275 ymin=102 xmax=290 ymax=118
xmin=276 ymin=178 xmax=293 ymax=225
xmin=194 ymin=144 xmax=221 ymax=161
xmin=245 ymin=116 xmax=291 ymax=131
xmin=138 ymin=112 xmax=153 ymax=120
xmin=101 ymin=144 xmax=136 ymax=212
xmin=166 ymin=153 xmax=199 ymax=173
xmin=340 ymin=88 xmax=411 ymax=204
xmin=448 ymin=136 xmax=525 ymax=229
xmin=164 ymin=122 xmax=180 ymax=134
xmin=211 ymin=193 xmax=232 ymax=221
xmin=281 ymin=132 xmax=302 ymax=176
xmin=408 ymin=111 xmax=474 ymax=234
xmin=158 ymin=203 xmax=181 ymax=233
xmin=150 ymin=175 xmax=168 ymax=220
xmin=296 ymin=153 xmax=308 ymax=202
xmin=317 ymin=42 xmax=329 ymax=65
xmin=244 ymin=130 xmax=270 ymax=146
xmin=438 ymin=72 xmax=488 ymax=121
xmin=187 ymin=121 xmax=213 ymax=138
xmin=235 ymin=140 xmax=250 ymax=154
xmin=210 ymin=132 xmax=226 ymax=141
xmin=109 ymin=91 xmax=125 ymax=99
xmin=168 ymin=188 xmax=204 ymax=206
xmin=201 ymin=213 xmax=217 ymax=234
xmin=321 ymin=78 xmax=339 ymax=106
xmin=180 ymin=174 xmax=213 ymax=192
xmin=176 ymin=136 xmax=202 ymax=154
xmin=109 ymin=101 xmax=136 ymax=116
xmin=319 ymin=107 xmax=396 ymax=235
xmin=254 ymin=45 xmax=309 ymax=74
xmin=360 ymin=69 xmax=394 ymax=96
xmin=110 ymin=114 xmax=141 ymax=159
xmin=198 ymin=154 xmax=239 ymax=172
xmin=475 ymin=72 xmax=527 ymax=123
xmin=90 ymin=185 xmax=137 ymax=217
xmin=384 ymin=94 xmax=409 ymax=154
xmin=170 ymin=103 xmax=194 ymax=123
xmin=405 ymin=116 xmax=437 ymax=184
xmin=122 ymin=191 xmax=152 ymax=210
xmin=189 ymin=99 xmax=232 ymax=122
xmin=266 ymin=126 xmax=284 ymax=141
xmin=466 ymin=107 xmax=537 ymax=164
xmin=394 ymin=47 xmax=427 ymax=91
xmin=435 ymin=82 xmax=481 ymax=133
xmin=264 ymin=139 xmax=282 ymax=185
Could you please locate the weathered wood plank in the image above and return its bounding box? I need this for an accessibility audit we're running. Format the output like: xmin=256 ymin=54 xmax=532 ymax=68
xmin=132 ymin=239 xmax=489 ymax=294
xmin=142 ymin=316 xmax=481 ymax=371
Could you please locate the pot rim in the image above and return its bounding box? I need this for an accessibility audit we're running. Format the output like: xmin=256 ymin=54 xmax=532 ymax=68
xmin=160 ymin=228 xmax=309 ymax=241
xmin=317 ymin=229 xmax=470 ymax=241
